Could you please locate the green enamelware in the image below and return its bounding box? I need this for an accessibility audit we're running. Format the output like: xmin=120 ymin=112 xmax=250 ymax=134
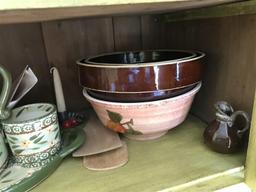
xmin=2 ymin=103 xmax=61 ymax=168
xmin=0 ymin=128 xmax=85 ymax=192
xmin=0 ymin=65 xmax=12 ymax=174
xmin=0 ymin=65 xmax=12 ymax=120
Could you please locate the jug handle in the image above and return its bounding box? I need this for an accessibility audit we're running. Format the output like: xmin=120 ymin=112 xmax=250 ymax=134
xmin=0 ymin=65 xmax=11 ymax=120
xmin=231 ymin=111 xmax=250 ymax=138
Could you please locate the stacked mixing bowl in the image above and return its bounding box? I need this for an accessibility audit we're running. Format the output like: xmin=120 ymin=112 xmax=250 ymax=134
xmin=77 ymin=50 xmax=204 ymax=140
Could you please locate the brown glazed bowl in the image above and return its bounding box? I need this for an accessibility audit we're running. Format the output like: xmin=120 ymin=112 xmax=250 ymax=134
xmin=77 ymin=50 xmax=204 ymax=102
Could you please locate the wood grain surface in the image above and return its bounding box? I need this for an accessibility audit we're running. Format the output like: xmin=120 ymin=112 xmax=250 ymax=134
xmin=31 ymin=116 xmax=245 ymax=192
xmin=141 ymin=15 xmax=168 ymax=49
xmin=41 ymin=17 xmax=114 ymax=111
xmin=72 ymin=113 xmax=122 ymax=157
xmin=0 ymin=14 xmax=255 ymax=122
xmin=0 ymin=0 xmax=239 ymax=24
xmin=164 ymin=15 xmax=256 ymax=122
xmin=113 ymin=16 xmax=142 ymax=51
xmin=0 ymin=23 xmax=53 ymax=106
xmin=83 ymin=140 xmax=128 ymax=171
xmin=245 ymin=91 xmax=256 ymax=190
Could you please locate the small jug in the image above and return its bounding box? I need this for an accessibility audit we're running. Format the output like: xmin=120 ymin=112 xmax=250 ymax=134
xmin=0 ymin=65 xmax=12 ymax=173
xmin=204 ymin=101 xmax=250 ymax=153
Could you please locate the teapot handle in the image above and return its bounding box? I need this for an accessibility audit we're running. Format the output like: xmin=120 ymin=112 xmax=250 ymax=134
xmin=231 ymin=110 xmax=250 ymax=137
xmin=0 ymin=65 xmax=11 ymax=120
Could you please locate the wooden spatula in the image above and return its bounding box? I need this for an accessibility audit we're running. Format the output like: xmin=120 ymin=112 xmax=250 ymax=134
xmin=83 ymin=140 xmax=128 ymax=171
xmin=72 ymin=112 xmax=122 ymax=157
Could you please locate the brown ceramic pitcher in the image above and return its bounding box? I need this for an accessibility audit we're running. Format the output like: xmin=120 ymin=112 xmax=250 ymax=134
xmin=203 ymin=101 xmax=250 ymax=153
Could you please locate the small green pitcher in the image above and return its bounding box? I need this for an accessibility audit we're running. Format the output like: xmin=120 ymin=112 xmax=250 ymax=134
xmin=0 ymin=65 xmax=12 ymax=173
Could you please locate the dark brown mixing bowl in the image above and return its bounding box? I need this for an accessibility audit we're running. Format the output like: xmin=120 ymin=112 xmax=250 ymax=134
xmin=77 ymin=50 xmax=204 ymax=102
xmin=87 ymin=84 xmax=197 ymax=102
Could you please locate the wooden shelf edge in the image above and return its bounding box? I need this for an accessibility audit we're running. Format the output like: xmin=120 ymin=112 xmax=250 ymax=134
xmin=0 ymin=0 xmax=238 ymax=24
xmin=163 ymin=0 xmax=256 ymax=22
xmin=161 ymin=166 xmax=244 ymax=192
xmin=245 ymin=91 xmax=256 ymax=190
xmin=31 ymin=115 xmax=246 ymax=192
xmin=215 ymin=182 xmax=252 ymax=192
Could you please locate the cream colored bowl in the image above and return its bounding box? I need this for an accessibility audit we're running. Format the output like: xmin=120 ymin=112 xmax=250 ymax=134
xmin=83 ymin=82 xmax=201 ymax=141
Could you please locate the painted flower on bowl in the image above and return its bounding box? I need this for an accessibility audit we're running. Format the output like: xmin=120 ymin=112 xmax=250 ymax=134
xmin=106 ymin=110 xmax=142 ymax=135
xmin=20 ymin=140 xmax=31 ymax=148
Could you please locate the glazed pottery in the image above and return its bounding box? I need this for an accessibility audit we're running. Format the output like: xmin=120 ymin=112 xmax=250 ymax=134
xmin=0 ymin=132 xmax=8 ymax=174
xmin=2 ymin=103 xmax=61 ymax=168
xmin=83 ymin=82 xmax=202 ymax=141
xmin=204 ymin=101 xmax=250 ymax=153
xmin=77 ymin=50 xmax=204 ymax=102
xmin=0 ymin=128 xmax=85 ymax=192
xmin=0 ymin=65 xmax=12 ymax=174
xmin=87 ymin=84 xmax=196 ymax=102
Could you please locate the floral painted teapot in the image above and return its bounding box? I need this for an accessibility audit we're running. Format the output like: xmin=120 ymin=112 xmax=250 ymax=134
xmin=204 ymin=101 xmax=250 ymax=153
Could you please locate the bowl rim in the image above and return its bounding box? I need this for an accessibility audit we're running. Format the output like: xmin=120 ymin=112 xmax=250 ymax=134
xmin=77 ymin=50 xmax=205 ymax=68
xmin=81 ymin=82 xmax=199 ymax=94
xmin=2 ymin=103 xmax=56 ymax=125
xmin=83 ymin=82 xmax=202 ymax=106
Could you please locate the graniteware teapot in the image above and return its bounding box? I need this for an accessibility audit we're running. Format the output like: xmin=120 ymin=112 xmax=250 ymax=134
xmin=0 ymin=65 xmax=12 ymax=173
xmin=204 ymin=101 xmax=250 ymax=153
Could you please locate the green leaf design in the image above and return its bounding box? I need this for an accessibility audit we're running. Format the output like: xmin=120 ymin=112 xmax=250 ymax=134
xmin=31 ymin=147 xmax=40 ymax=150
xmin=8 ymin=140 xmax=16 ymax=144
xmin=8 ymin=136 xmax=18 ymax=141
xmin=0 ymin=152 xmax=2 ymax=157
xmin=126 ymin=124 xmax=143 ymax=135
xmin=33 ymin=136 xmax=44 ymax=144
xmin=107 ymin=110 xmax=123 ymax=123
xmin=11 ymin=145 xmax=20 ymax=149
xmin=126 ymin=129 xmax=143 ymax=135
xmin=14 ymin=149 xmax=24 ymax=154
xmin=1 ymin=179 xmax=13 ymax=183
xmin=16 ymin=107 xmax=26 ymax=118
xmin=55 ymin=132 xmax=60 ymax=140
xmin=45 ymin=107 xmax=52 ymax=112
xmin=29 ymin=134 xmax=39 ymax=141
xmin=1 ymin=170 xmax=11 ymax=179
xmin=53 ymin=126 xmax=59 ymax=132
xmin=38 ymin=141 xmax=47 ymax=145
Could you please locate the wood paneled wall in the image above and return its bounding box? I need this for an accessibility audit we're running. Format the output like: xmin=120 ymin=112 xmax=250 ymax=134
xmin=0 ymin=15 xmax=163 ymax=111
xmin=0 ymin=14 xmax=255 ymax=122
xmin=164 ymin=15 xmax=256 ymax=121
xmin=0 ymin=23 xmax=53 ymax=104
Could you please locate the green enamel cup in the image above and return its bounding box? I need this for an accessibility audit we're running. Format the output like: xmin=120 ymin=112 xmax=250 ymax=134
xmin=2 ymin=103 xmax=61 ymax=168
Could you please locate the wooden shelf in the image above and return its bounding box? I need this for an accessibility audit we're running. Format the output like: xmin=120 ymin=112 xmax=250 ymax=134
xmin=0 ymin=0 xmax=238 ymax=24
xmin=31 ymin=115 xmax=245 ymax=192
xmin=164 ymin=0 xmax=256 ymax=22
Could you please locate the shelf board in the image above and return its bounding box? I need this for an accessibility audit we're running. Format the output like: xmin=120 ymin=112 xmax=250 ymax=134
xmin=31 ymin=115 xmax=245 ymax=192
xmin=164 ymin=0 xmax=256 ymax=22
xmin=0 ymin=0 xmax=238 ymax=24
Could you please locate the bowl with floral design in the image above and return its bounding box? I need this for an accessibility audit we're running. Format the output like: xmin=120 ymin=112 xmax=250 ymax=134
xmin=83 ymin=82 xmax=202 ymax=141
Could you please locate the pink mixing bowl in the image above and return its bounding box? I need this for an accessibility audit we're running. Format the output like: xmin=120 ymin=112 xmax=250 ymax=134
xmin=83 ymin=82 xmax=202 ymax=141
